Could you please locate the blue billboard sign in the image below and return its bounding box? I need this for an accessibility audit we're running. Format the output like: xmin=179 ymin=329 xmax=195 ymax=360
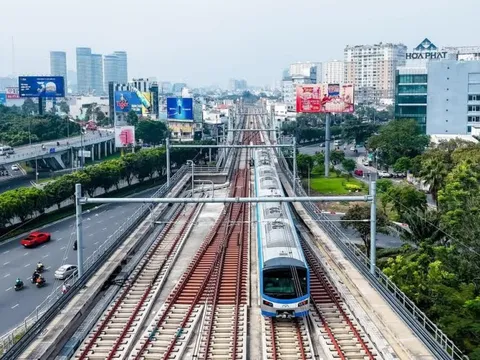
xmin=167 ymin=97 xmax=194 ymax=120
xmin=0 ymin=93 xmax=6 ymax=105
xmin=114 ymin=91 xmax=143 ymax=114
xmin=18 ymin=76 xmax=65 ymax=98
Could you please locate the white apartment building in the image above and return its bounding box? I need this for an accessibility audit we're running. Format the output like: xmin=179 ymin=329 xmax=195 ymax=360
xmin=322 ymin=60 xmax=344 ymax=84
xmin=283 ymin=62 xmax=320 ymax=111
xmin=344 ymin=42 xmax=407 ymax=103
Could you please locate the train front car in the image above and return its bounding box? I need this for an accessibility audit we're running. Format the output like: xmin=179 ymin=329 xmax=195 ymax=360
xmin=254 ymin=149 xmax=310 ymax=318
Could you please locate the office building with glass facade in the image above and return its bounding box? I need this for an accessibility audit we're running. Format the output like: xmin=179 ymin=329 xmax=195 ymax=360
xmin=395 ymin=67 xmax=428 ymax=133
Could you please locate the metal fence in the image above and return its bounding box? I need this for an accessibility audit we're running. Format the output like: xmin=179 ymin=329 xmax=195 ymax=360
xmin=0 ymin=165 xmax=189 ymax=357
xmin=277 ymin=152 xmax=467 ymax=360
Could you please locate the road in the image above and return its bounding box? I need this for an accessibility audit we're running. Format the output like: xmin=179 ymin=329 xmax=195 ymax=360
xmin=0 ymin=187 xmax=159 ymax=336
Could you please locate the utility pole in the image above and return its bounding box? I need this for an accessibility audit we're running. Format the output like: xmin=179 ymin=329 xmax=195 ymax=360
xmin=166 ymin=137 xmax=170 ymax=187
xmin=325 ymin=113 xmax=331 ymax=177
xmin=370 ymin=179 xmax=377 ymax=275
xmin=75 ymin=184 xmax=84 ymax=277
xmin=293 ymin=137 xmax=297 ymax=195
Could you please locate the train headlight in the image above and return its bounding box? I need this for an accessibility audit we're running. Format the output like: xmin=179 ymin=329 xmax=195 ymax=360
xmin=298 ymin=300 xmax=309 ymax=307
xmin=263 ymin=300 xmax=273 ymax=307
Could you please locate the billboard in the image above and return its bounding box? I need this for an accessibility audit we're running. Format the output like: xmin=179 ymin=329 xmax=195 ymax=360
xmin=0 ymin=93 xmax=6 ymax=105
xmin=167 ymin=97 xmax=193 ymax=120
xmin=114 ymin=126 xmax=136 ymax=148
xmin=18 ymin=76 xmax=65 ymax=98
xmin=296 ymin=84 xmax=354 ymax=113
xmin=6 ymin=87 xmax=19 ymax=99
xmin=115 ymin=90 xmax=152 ymax=116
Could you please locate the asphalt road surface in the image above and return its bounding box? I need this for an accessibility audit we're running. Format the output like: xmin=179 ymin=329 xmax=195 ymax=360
xmin=0 ymin=187 xmax=159 ymax=336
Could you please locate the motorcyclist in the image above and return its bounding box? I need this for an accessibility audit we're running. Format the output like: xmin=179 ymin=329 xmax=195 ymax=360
xmin=15 ymin=278 xmax=23 ymax=287
xmin=32 ymin=271 xmax=40 ymax=282
xmin=73 ymin=240 xmax=77 ymax=251
xmin=36 ymin=276 xmax=45 ymax=285
xmin=37 ymin=262 xmax=44 ymax=271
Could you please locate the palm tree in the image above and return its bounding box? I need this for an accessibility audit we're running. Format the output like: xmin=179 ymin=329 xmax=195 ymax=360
xmin=400 ymin=208 xmax=443 ymax=246
xmin=418 ymin=157 xmax=448 ymax=206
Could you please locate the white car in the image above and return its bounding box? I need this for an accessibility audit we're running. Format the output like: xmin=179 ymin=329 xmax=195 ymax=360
xmin=11 ymin=164 xmax=19 ymax=171
xmin=54 ymin=264 xmax=78 ymax=280
xmin=378 ymin=170 xmax=392 ymax=178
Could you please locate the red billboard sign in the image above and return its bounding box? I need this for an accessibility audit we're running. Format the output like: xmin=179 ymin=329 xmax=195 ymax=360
xmin=6 ymin=87 xmax=20 ymax=99
xmin=296 ymin=84 xmax=354 ymax=113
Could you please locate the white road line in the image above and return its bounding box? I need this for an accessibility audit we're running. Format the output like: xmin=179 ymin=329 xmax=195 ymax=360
xmin=94 ymin=242 xmax=99 ymax=245
xmin=23 ymin=253 xmax=28 ymax=256
xmin=3 ymin=273 xmax=10 ymax=278
xmin=85 ymin=226 xmax=91 ymax=229
xmin=11 ymin=304 xmax=19 ymax=309
xmin=63 ymin=257 xmax=68 ymax=261
xmin=60 ymin=246 xmax=66 ymax=250
xmin=2 ymin=250 xmax=10 ymax=255
xmin=97 ymin=220 xmax=103 ymax=224
xmin=5 ymin=287 xmax=12 ymax=291
xmin=89 ymin=234 xmax=94 ymax=237
xmin=57 ymin=238 xmax=63 ymax=241
xmin=46 ymin=266 xmax=51 ymax=270
xmin=42 ymin=254 xmax=49 ymax=258
xmin=24 ymin=264 xmax=31 ymax=268
xmin=41 ymin=245 xmax=47 ymax=248
xmin=109 ymin=215 xmax=114 ymax=219
xmin=102 ymin=228 xmax=107 ymax=231
xmin=3 ymin=262 xmax=10 ymax=266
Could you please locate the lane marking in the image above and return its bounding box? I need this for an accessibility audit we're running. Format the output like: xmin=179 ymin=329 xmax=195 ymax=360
xmin=2 ymin=250 xmax=10 ymax=255
xmin=85 ymin=226 xmax=91 ymax=229
xmin=94 ymin=242 xmax=99 ymax=245
xmin=4 ymin=273 xmax=10 ymax=278
xmin=24 ymin=264 xmax=31 ymax=268
xmin=11 ymin=304 xmax=19 ymax=309
xmin=41 ymin=245 xmax=47 ymax=248
xmin=57 ymin=238 xmax=63 ymax=241
xmin=3 ymin=262 xmax=10 ymax=266
xmin=97 ymin=220 xmax=103 ymax=224
xmin=42 ymin=254 xmax=49 ymax=258
xmin=102 ymin=228 xmax=107 ymax=231
xmin=60 ymin=246 xmax=66 ymax=250
xmin=46 ymin=266 xmax=51 ymax=270
xmin=5 ymin=287 xmax=12 ymax=291
xmin=89 ymin=234 xmax=94 ymax=237
xmin=109 ymin=215 xmax=114 ymax=219
xmin=23 ymin=253 xmax=28 ymax=256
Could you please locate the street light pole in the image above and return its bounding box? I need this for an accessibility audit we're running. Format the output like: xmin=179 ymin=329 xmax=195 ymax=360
xmin=187 ymin=160 xmax=194 ymax=194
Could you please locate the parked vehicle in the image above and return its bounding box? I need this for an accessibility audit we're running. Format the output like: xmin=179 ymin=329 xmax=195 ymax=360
xmin=334 ymin=140 xmax=342 ymax=146
xmin=11 ymin=164 xmax=19 ymax=171
xmin=54 ymin=264 xmax=78 ymax=280
xmin=362 ymin=159 xmax=371 ymax=166
xmin=20 ymin=232 xmax=51 ymax=248
xmin=378 ymin=170 xmax=392 ymax=178
xmin=354 ymin=169 xmax=364 ymax=177
xmin=392 ymin=172 xmax=406 ymax=178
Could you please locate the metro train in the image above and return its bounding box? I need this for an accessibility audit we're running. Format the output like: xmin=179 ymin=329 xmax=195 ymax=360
xmin=253 ymin=149 xmax=310 ymax=318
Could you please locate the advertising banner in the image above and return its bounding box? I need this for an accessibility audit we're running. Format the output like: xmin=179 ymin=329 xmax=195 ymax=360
xmin=114 ymin=126 xmax=136 ymax=148
xmin=0 ymin=93 xmax=6 ymax=105
xmin=114 ymin=91 xmax=152 ymax=116
xmin=18 ymin=76 xmax=65 ymax=98
xmin=296 ymin=84 xmax=354 ymax=113
xmin=167 ymin=97 xmax=193 ymax=120
xmin=6 ymin=87 xmax=20 ymax=99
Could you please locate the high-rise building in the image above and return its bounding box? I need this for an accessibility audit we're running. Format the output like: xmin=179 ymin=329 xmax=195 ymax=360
xmin=322 ymin=60 xmax=344 ymax=84
xmin=91 ymin=54 xmax=104 ymax=94
xmin=104 ymin=54 xmax=119 ymax=91
xmin=76 ymin=47 xmax=92 ymax=94
xmin=113 ymin=51 xmax=128 ymax=84
xmin=282 ymin=62 xmax=319 ymax=111
xmin=344 ymin=43 xmax=407 ymax=103
xmin=50 ymin=51 xmax=67 ymax=88
xmin=289 ymin=62 xmax=321 ymax=81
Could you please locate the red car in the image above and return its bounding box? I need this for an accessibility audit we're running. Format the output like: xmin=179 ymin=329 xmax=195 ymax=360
xmin=354 ymin=169 xmax=364 ymax=177
xmin=20 ymin=232 xmax=51 ymax=248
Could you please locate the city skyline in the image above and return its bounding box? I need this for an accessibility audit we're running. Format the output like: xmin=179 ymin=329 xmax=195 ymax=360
xmin=0 ymin=0 xmax=478 ymax=87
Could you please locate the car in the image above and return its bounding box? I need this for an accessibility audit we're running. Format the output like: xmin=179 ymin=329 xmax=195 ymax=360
xmin=392 ymin=172 xmax=406 ymax=178
xmin=11 ymin=164 xmax=19 ymax=171
xmin=54 ymin=264 xmax=78 ymax=280
xmin=354 ymin=169 xmax=364 ymax=176
xmin=20 ymin=232 xmax=51 ymax=248
xmin=349 ymin=146 xmax=355 ymax=151
xmin=378 ymin=170 xmax=392 ymax=178
xmin=362 ymin=159 xmax=371 ymax=166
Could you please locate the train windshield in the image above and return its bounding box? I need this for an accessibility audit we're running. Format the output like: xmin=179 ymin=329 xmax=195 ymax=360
xmin=263 ymin=268 xmax=308 ymax=299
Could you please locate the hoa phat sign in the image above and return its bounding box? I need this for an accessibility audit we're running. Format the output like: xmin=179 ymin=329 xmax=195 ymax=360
xmin=406 ymin=38 xmax=447 ymax=60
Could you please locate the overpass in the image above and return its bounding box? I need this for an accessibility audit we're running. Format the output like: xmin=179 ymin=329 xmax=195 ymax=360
xmin=0 ymin=131 xmax=115 ymax=170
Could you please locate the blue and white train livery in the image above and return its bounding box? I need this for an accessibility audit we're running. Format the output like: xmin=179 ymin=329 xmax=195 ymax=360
xmin=254 ymin=149 xmax=310 ymax=318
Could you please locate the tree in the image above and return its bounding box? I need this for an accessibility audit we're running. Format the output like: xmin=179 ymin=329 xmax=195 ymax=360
xmin=127 ymin=110 xmax=139 ymax=126
xmin=330 ymin=150 xmax=345 ymax=165
xmin=366 ymin=119 xmax=430 ymax=166
xmin=341 ymin=158 xmax=356 ymax=173
xmin=296 ymin=154 xmax=314 ymax=177
xmin=393 ymin=157 xmax=411 ymax=173
xmin=385 ymin=184 xmax=427 ymax=221
xmin=58 ymin=101 xmax=70 ymax=114
xmin=341 ymin=204 xmax=389 ymax=255
xmin=418 ymin=156 xmax=448 ymax=205
xmin=135 ymin=120 xmax=168 ymax=145
xmin=21 ymin=98 xmax=38 ymax=115
xmin=400 ymin=208 xmax=444 ymax=246
xmin=342 ymin=118 xmax=379 ymax=145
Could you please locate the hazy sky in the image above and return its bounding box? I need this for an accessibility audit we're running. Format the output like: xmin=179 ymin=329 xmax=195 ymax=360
xmin=0 ymin=0 xmax=478 ymax=87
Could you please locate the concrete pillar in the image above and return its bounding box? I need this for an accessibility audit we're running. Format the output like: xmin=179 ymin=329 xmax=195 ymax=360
xmin=104 ymin=141 xmax=108 ymax=157
xmin=110 ymin=140 xmax=114 ymax=154
xmin=91 ymin=145 xmax=95 ymax=162
xmin=97 ymin=143 xmax=101 ymax=159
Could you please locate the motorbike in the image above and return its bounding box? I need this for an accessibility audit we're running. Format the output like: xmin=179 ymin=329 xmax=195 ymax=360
xmin=31 ymin=275 xmax=39 ymax=284
xmin=36 ymin=264 xmax=44 ymax=273
xmin=36 ymin=279 xmax=46 ymax=288
xmin=73 ymin=241 xmax=77 ymax=251
xmin=14 ymin=282 xmax=24 ymax=291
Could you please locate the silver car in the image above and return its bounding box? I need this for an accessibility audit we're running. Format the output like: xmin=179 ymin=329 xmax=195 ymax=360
xmin=54 ymin=264 xmax=78 ymax=280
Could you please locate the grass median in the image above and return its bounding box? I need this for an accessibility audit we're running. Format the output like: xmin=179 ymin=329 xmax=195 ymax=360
xmin=309 ymin=173 xmax=366 ymax=195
